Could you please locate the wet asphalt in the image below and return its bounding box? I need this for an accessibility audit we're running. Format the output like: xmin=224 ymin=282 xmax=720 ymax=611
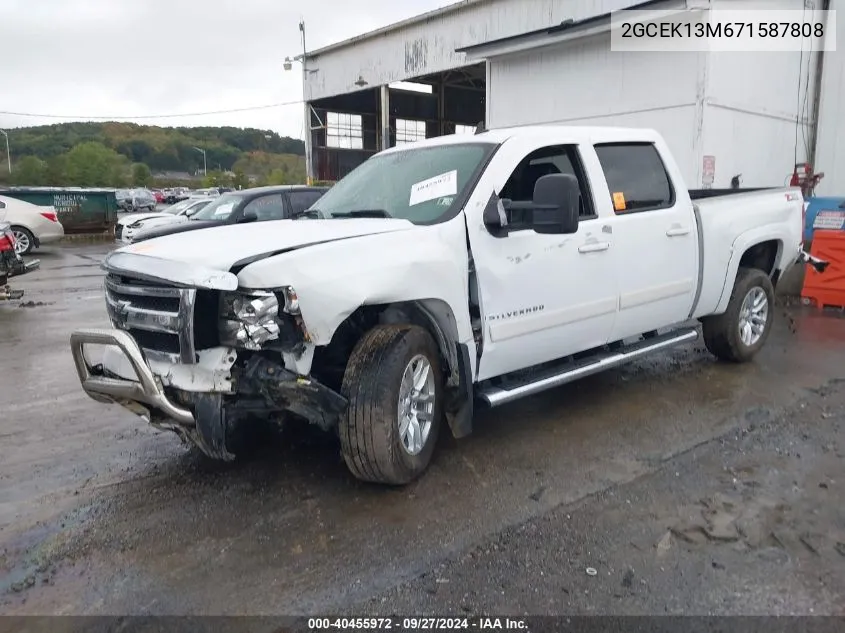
xmin=0 ymin=243 xmax=844 ymax=616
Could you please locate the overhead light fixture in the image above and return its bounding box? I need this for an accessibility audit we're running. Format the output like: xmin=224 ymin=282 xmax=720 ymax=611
xmin=354 ymin=75 xmax=368 ymax=87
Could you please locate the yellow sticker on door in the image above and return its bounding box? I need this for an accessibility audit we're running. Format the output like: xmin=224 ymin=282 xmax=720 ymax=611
xmin=612 ymin=192 xmax=626 ymax=212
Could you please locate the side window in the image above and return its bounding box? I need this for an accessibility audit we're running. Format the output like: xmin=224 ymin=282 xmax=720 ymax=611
xmin=594 ymin=143 xmax=674 ymax=214
xmin=288 ymin=190 xmax=324 ymax=215
xmin=243 ymin=194 xmax=285 ymax=221
xmin=499 ymin=145 xmax=596 ymax=230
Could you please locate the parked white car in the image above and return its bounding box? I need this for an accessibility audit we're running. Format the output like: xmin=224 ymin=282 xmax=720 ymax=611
xmin=71 ymin=125 xmax=810 ymax=485
xmin=118 ymin=198 xmax=212 ymax=244
xmin=193 ymin=188 xmax=221 ymax=198
xmin=0 ymin=195 xmax=65 ymax=255
xmin=115 ymin=197 xmax=211 ymax=243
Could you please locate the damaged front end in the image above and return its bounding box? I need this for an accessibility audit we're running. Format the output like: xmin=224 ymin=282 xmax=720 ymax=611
xmin=69 ymin=254 xmax=347 ymax=460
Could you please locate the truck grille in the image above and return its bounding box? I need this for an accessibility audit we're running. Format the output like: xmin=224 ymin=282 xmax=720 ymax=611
xmin=105 ymin=274 xmax=200 ymax=364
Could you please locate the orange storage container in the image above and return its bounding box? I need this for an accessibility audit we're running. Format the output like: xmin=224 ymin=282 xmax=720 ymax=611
xmin=801 ymin=230 xmax=845 ymax=309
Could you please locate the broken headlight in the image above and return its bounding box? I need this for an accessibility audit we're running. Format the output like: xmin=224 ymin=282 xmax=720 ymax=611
xmin=219 ymin=290 xmax=282 ymax=350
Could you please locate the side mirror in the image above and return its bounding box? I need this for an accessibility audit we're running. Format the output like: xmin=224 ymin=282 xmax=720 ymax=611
xmin=531 ymin=174 xmax=580 ymax=235
xmin=238 ymin=210 xmax=258 ymax=224
xmin=482 ymin=191 xmax=508 ymax=237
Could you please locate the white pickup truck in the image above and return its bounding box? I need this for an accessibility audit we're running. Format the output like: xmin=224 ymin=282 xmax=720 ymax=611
xmin=71 ymin=125 xmax=810 ymax=485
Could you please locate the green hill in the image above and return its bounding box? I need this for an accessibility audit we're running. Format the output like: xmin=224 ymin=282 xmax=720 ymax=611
xmin=0 ymin=122 xmax=305 ymax=187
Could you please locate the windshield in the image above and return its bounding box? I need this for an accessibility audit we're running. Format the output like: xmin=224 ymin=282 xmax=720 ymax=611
xmin=190 ymin=193 xmax=244 ymax=221
xmin=183 ymin=199 xmax=211 ymax=216
xmin=312 ymin=142 xmax=495 ymax=224
xmin=163 ymin=199 xmax=195 ymax=215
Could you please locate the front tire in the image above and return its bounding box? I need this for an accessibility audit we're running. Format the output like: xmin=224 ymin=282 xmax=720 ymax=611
xmin=702 ymin=267 xmax=775 ymax=363
xmin=339 ymin=324 xmax=443 ymax=485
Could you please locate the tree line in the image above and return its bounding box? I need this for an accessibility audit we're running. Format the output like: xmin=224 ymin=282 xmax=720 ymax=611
xmin=0 ymin=122 xmax=307 ymax=188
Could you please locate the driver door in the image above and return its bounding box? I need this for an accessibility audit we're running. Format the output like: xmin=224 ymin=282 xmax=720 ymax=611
xmin=467 ymin=139 xmax=620 ymax=381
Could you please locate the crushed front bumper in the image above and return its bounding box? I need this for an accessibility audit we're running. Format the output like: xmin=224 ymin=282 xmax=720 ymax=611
xmin=70 ymin=328 xmax=196 ymax=426
xmin=70 ymin=327 xmax=349 ymax=461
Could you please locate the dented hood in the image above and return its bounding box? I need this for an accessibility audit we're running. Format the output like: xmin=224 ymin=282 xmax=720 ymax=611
xmin=111 ymin=218 xmax=416 ymax=279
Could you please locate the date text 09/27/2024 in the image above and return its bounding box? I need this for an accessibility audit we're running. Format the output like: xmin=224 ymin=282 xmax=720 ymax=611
xmin=307 ymin=617 xmax=528 ymax=630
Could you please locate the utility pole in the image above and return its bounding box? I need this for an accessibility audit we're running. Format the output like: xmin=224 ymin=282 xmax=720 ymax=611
xmin=0 ymin=130 xmax=10 ymax=175
xmin=299 ymin=20 xmax=313 ymax=186
xmin=193 ymin=147 xmax=207 ymax=177
xmin=285 ymin=21 xmax=314 ymax=185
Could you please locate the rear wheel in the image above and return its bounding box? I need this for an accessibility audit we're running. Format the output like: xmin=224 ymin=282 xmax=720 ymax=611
xmin=702 ymin=267 xmax=775 ymax=363
xmin=339 ymin=324 xmax=443 ymax=485
xmin=11 ymin=226 xmax=34 ymax=255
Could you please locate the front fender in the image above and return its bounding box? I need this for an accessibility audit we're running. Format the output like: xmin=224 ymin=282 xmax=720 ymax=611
xmin=235 ymin=219 xmax=474 ymax=348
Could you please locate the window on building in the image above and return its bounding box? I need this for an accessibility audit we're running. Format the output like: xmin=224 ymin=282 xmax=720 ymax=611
xmin=454 ymin=124 xmax=476 ymax=135
xmin=594 ymin=143 xmax=675 ymax=214
xmin=326 ymin=112 xmax=364 ymax=150
xmin=395 ymin=118 xmax=427 ymax=144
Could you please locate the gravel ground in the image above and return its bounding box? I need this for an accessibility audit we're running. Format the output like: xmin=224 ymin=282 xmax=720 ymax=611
xmin=1 ymin=244 xmax=843 ymax=619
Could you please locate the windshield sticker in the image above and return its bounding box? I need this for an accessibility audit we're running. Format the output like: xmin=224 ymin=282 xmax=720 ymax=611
xmin=612 ymin=191 xmax=627 ymax=212
xmin=437 ymin=195 xmax=455 ymax=207
xmin=213 ymin=202 xmax=235 ymax=217
xmin=409 ymin=170 xmax=458 ymax=206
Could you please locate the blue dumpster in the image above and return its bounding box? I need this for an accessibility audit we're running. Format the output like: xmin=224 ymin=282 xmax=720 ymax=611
xmin=804 ymin=196 xmax=845 ymax=242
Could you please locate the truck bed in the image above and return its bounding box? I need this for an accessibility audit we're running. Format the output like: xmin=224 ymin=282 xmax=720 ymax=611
xmin=688 ymin=187 xmax=772 ymax=200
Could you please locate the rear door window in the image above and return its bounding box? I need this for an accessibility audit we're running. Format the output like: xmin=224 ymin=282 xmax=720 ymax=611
xmin=594 ymin=143 xmax=675 ymax=214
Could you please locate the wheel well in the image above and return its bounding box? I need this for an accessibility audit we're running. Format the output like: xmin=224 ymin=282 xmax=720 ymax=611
xmin=310 ymin=301 xmax=460 ymax=396
xmin=739 ymin=240 xmax=780 ymax=277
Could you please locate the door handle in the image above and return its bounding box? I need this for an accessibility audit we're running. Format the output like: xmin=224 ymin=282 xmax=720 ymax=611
xmin=666 ymin=227 xmax=691 ymax=237
xmin=578 ymin=241 xmax=610 ymax=254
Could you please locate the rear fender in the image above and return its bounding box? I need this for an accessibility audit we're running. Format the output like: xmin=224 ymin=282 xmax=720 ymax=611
xmin=714 ymin=227 xmax=786 ymax=314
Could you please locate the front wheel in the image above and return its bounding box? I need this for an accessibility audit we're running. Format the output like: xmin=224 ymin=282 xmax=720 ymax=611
xmin=702 ymin=267 xmax=775 ymax=363
xmin=339 ymin=324 xmax=443 ymax=485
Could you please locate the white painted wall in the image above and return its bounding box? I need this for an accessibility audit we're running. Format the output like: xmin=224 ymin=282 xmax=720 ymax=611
xmin=305 ymin=0 xmax=645 ymax=101
xmin=487 ymin=37 xmax=704 ymax=184
xmin=702 ymin=0 xmax=823 ymax=188
xmin=484 ymin=0 xmax=825 ymax=188
xmin=814 ymin=0 xmax=844 ymax=196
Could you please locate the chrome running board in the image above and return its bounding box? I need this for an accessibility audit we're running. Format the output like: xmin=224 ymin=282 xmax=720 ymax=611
xmin=477 ymin=327 xmax=699 ymax=407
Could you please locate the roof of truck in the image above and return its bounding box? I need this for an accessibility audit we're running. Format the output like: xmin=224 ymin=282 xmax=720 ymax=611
xmin=380 ymin=125 xmax=662 ymax=154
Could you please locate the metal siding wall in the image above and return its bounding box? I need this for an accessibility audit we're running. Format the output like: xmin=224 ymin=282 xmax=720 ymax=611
xmin=487 ymin=38 xmax=701 ymax=184
xmin=814 ymin=0 xmax=845 ymax=196
xmin=306 ymin=0 xmax=645 ymax=100
xmin=704 ymin=0 xmax=823 ymax=186
xmin=700 ymin=107 xmax=803 ymax=188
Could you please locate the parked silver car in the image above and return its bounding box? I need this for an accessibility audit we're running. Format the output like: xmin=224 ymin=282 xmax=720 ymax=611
xmin=127 ymin=188 xmax=157 ymax=212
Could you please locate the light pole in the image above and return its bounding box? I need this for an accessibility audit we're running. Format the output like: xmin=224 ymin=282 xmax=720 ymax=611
xmin=193 ymin=147 xmax=207 ymax=177
xmin=0 ymin=129 xmax=10 ymax=175
xmin=284 ymin=19 xmax=314 ymax=185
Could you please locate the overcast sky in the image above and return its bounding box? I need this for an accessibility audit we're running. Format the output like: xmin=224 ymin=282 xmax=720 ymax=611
xmin=0 ymin=0 xmax=457 ymax=140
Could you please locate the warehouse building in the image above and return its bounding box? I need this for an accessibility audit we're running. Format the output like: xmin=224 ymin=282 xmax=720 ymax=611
xmin=302 ymin=0 xmax=843 ymax=194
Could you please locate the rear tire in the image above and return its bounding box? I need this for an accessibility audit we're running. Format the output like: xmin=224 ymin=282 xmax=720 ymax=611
xmin=11 ymin=226 xmax=34 ymax=255
xmin=339 ymin=324 xmax=443 ymax=485
xmin=702 ymin=267 xmax=775 ymax=363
